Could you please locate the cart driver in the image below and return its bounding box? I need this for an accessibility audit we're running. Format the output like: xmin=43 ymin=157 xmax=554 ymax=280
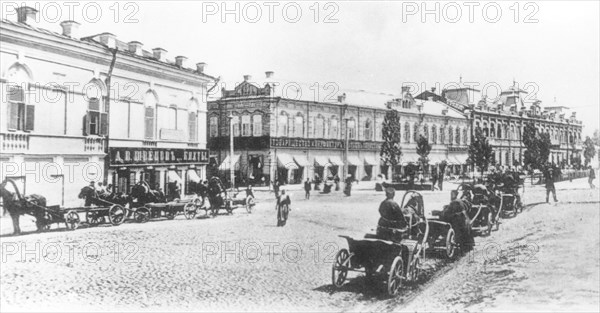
xmin=377 ymin=188 xmax=418 ymax=241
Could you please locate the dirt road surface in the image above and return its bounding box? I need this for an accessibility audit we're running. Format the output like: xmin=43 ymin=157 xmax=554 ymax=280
xmin=1 ymin=178 xmax=598 ymax=311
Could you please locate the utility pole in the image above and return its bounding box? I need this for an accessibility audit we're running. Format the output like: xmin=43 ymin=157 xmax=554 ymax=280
xmin=228 ymin=113 xmax=234 ymax=190
xmin=103 ymin=47 xmax=118 ymax=185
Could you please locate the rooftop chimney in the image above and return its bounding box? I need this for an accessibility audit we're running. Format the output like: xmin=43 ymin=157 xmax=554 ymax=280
xmin=152 ymin=48 xmax=167 ymax=62
xmin=243 ymin=75 xmax=252 ymax=82
xmin=175 ymin=56 xmax=187 ymax=68
xmin=265 ymin=71 xmax=274 ymax=78
xmin=60 ymin=20 xmax=80 ymax=38
xmin=128 ymin=41 xmax=143 ymax=56
xmin=97 ymin=32 xmax=116 ymax=49
xmin=196 ymin=62 xmax=206 ymax=74
xmin=16 ymin=6 xmax=37 ymax=24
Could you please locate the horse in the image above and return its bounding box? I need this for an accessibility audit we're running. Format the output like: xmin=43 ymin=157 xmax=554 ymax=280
xmin=129 ymin=181 xmax=165 ymax=205
xmin=78 ymin=185 xmax=130 ymax=207
xmin=207 ymin=177 xmax=226 ymax=209
xmin=435 ymin=199 xmax=474 ymax=253
xmin=0 ymin=179 xmax=48 ymax=234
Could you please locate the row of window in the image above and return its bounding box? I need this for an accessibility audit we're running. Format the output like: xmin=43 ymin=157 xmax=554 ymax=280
xmin=477 ymin=121 xmax=581 ymax=143
xmin=208 ymin=114 xmax=263 ymax=137
xmin=413 ymin=123 xmax=468 ymax=145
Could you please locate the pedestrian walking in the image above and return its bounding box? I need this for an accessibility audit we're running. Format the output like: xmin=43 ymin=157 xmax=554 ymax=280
xmin=431 ymin=166 xmax=438 ymax=191
xmin=343 ymin=175 xmax=357 ymax=196
xmin=544 ymin=165 xmax=558 ymax=203
xmin=304 ymin=178 xmax=311 ymax=199
xmin=334 ymin=175 xmax=340 ymax=191
xmin=589 ymin=166 xmax=596 ymax=189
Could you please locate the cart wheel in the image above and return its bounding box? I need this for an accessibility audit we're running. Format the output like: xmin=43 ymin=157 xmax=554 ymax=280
xmin=65 ymin=210 xmax=80 ymax=230
xmin=108 ymin=205 xmax=126 ymax=226
xmin=444 ymin=228 xmax=456 ymax=259
xmin=184 ymin=203 xmax=196 ymax=220
xmin=86 ymin=211 xmax=102 ymax=226
xmin=246 ymin=196 xmax=255 ymax=213
xmin=135 ymin=207 xmax=150 ymax=223
xmin=407 ymin=255 xmax=421 ymax=283
xmin=37 ymin=213 xmax=52 ymax=231
xmin=332 ymin=249 xmax=350 ymax=288
xmin=387 ymin=256 xmax=404 ymax=296
xmin=165 ymin=208 xmax=176 ymax=220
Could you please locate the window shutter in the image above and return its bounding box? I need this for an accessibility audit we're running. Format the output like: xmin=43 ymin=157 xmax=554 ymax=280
xmin=7 ymin=102 xmax=18 ymax=130
xmin=83 ymin=112 xmax=89 ymax=136
xmin=25 ymin=105 xmax=35 ymax=131
xmin=100 ymin=112 xmax=108 ymax=136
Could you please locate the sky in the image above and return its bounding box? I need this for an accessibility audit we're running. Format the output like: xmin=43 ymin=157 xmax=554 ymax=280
xmin=3 ymin=1 xmax=599 ymax=136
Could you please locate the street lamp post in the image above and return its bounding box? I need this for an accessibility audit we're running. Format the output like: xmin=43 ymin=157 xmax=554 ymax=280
xmin=344 ymin=117 xmax=350 ymax=180
xmin=228 ymin=113 xmax=234 ymax=190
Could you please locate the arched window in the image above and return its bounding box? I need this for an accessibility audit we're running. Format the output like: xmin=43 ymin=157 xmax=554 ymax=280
xmin=404 ymin=122 xmax=411 ymax=143
xmin=231 ymin=115 xmax=240 ymax=136
xmin=456 ymin=127 xmax=461 ymax=145
xmin=449 ymin=126 xmax=454 ymax=144
xmin=497 ymin=124 xmax=502 ymax=139
xmin=463 ymin=128 xmax=468 ymax=145
xmin=278 ymin=112 xmax=288 ymax=137
xmin=440 ymin=126 xmax=446 ymax=144
xmin=413 ymin=123 xmax=419 ymax=142
xmin=6 ymin=63 xmax=34 ymax=132
xmin=347 ymin=118 xmax=356 ymax=140
xmin=209 ymin=116 xmax=218 ymax=137
xmin=252 ymin=114 xmax=262 ymax=136
xmin=490 ymin=122 xmax=496 ymax=137
xmin=242 ymin=114 xmax=251 ymax=136
xmin=144 ymin=91 xmax=157 ymax=140
xmin=432 ymin=125 xmax=437 ymax=144
xmin=364 ymin=119 xmax=372 ymax=140
xmin=423 ymin=125 xmax=429 ymax=142
xmin=483 ymin=122 xmax=489 ymax=137
xmin=315 ymin=115 xmax=325 ymax=138
xmin=84 ymin=79 xmax=108 ymax=136
xmin=168 ymin=105 xmax=178 ymax=129
xmin=330 ymin=117 xmax=339 ymax=139
xmin=511 ymin=125 xmax=516 ymax=140
xmin=188 ymin=99 xmax=198 ymax=142
xmin=294 ymin=114 xmax=304 ymax=137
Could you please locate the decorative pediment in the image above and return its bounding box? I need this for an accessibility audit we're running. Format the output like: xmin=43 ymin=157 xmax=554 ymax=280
xmin=222 ymin=81 xmax=271 ymax=98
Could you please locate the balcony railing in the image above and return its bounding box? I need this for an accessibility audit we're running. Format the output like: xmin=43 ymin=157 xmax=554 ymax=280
xmin=1 ymin=132 xmax=29 ymax=153
xmin=84 ymin=137 xmax=105 ymax=152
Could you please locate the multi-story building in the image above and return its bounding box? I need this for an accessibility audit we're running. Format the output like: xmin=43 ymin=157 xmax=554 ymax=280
xmin=0 ymin=7 xmax=214 ymax=206
xmin=207 ymin=74 xmax=470 ymax=186
xmin=441 ymin=82 xmax=583 ymax=168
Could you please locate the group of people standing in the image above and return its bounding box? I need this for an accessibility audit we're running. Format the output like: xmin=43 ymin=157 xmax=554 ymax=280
xmin=301 ymin=174 xmax=358 ymax=199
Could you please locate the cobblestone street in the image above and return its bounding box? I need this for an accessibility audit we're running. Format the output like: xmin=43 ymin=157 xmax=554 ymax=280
xmin=1 ymin=179 xmax=599 ymax=311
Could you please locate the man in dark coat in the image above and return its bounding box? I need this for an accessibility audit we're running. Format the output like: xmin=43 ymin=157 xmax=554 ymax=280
xmin=544 ymin=166 xmax=558 ymax=203
xmin=304 ymin=178 xmax=311 ymax=199
xmin=588 ymin=166 xmax=596 ymax=189
xmin=377 ymin=188 xmax=411 ymax=241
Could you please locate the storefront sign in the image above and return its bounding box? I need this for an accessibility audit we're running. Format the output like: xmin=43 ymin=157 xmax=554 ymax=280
xmin=270 ymin=137 xmax=381 ymax=151
xmin=110 ymin=147 xmax=209 ymax=166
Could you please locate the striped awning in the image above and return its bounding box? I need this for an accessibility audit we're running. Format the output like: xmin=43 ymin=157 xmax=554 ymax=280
xmin=314 ymin=156 xmax=329 ymax=167
xmin=278 ymin=154 xmax=299 ymax=170
xmin=364 ymin=155 xmax=379 ymax=166
xmin=293 ymin=155 xmax=310 ymax=167
xmin=328 ymin=156 xmax=344 ymax=166
xmin=347 ymin=155 xmax=362 ymax=166
xmin=218 ymin=154 xmax=241 ymax=171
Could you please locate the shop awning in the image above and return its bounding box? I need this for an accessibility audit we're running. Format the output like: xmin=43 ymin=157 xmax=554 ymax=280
xmin=429 ymin=154 xmax=446 ymax=164
xmin=328 ymin=156 xmax=344 ymax=166
xmin=293 ymin=155 xmax=310 ymax=167
xmin=187 ymin=170 xmax=201 ymax=183
xmin=452 ymin=154 xmax=469 ymax=165
xmin=314 ymin=156 xmax=329 ymax=167
xmin=401 ymin=154 xmax=419 ymax=165
xmin=364 ymin=155 xmax=379 ymax=166
xmin=347 ymin=155 xmax=361 ymax=166
xmin=168 ymin=170 xmax=182 ymax=182
xmin=218 ymin=154 xmax=241 ymax=171
xmin=278 ymin=154 xmax=299 ymax=170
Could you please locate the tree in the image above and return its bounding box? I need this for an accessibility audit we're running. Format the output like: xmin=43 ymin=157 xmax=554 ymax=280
xmin=583 ymin=136 xmax=596 ymax=167
xmin=416 ymin=135 xmax=432 ymax=173
xmin=380 ymin=109 xmax=402 ymax=179
xmin=467 ymin=127 xmax=494 ymax=177
xmin=522 ymin=121 xmax=551 ymax=171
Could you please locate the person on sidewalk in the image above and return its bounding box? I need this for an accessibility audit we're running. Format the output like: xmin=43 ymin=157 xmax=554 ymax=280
xmin=431 ymin=166 xmax=439 ymax=191
xmin=544 ymin=165 xmax=558 ymax=203
xmin=304 ymin=178 xmax=311 ymax=199
xmin=589 ymin=166 xmax=596 ymax=189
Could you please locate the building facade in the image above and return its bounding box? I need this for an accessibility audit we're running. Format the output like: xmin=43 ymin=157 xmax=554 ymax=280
xmin=442 ymin=83 xmax=583 ymax=168
xmin=0 ymin=7 xmax=214 ymax=206
xmin=208 ymin=75 xmax=470 ymax=187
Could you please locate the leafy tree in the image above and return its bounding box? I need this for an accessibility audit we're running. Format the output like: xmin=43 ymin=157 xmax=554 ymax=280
xmin=583 ymin=136 xmax=596 ymax=167
xmin=522 ymin=121 xmax=551 ymax=171
xmin=380 ymin=109 xmax=402 ymax=178
xmin=467 ymin=127 xmax=494 ymax=177
xmin=416 ymin=135 xmax=432 ymax=173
